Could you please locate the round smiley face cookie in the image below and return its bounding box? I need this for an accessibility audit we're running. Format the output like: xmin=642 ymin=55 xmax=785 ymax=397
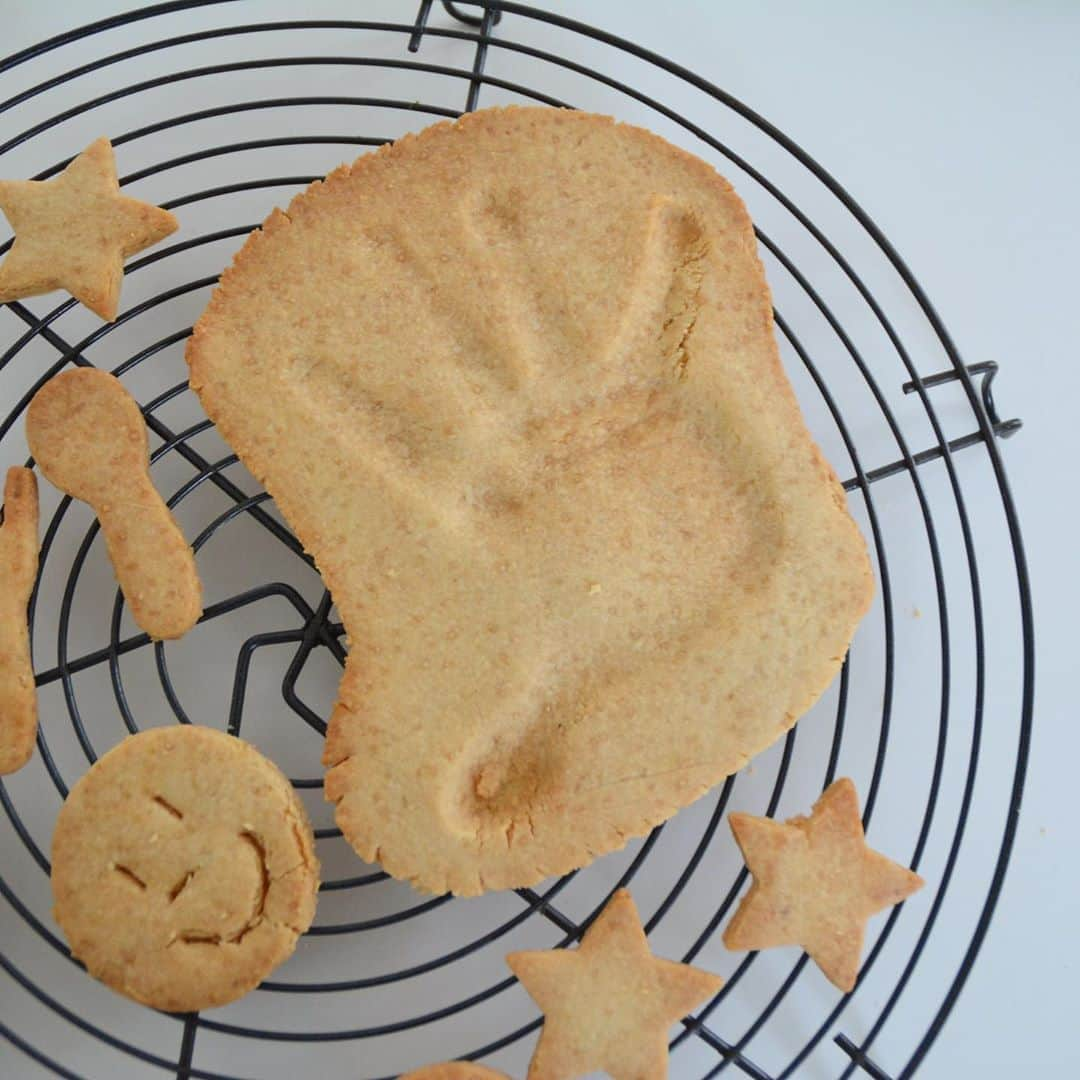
xmin=51 ymin=726 xmax=319 ymax=1011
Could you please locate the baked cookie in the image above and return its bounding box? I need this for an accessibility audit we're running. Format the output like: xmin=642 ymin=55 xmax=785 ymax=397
xmin=401 ymin=1064 xmax=510 ymax=1080
xmin=723 ymin=778 xmax=924 ymax=991
xmin=27 ymin=368 xmax=202 ymax=640
xmin=187 ymin=106 xmax=873 ymax=895
xmin=0 ymin=136 xmax=177 ymax=320
xmin=507 ymin=888 xmax=721 ymax=1080
xmin=51 ymin=726 xmax=319 ymax=1011
xmin=0 ymin=467 xmax=39 ymax=774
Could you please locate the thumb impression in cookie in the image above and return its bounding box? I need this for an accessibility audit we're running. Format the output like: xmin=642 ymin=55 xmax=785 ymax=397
xmin=26 ymin=369 xmax=202 ymax=640
xmin=0 ymin=467 xmax=39 ymax=774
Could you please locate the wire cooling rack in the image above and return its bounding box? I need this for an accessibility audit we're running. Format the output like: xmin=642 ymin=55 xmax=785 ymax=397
xmin=0 ymin=2 xmax=1035 ymax=1078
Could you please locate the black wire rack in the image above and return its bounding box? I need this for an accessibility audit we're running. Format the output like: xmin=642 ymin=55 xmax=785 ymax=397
xmin=0 ymin=2 xmax=1035 ymax=1078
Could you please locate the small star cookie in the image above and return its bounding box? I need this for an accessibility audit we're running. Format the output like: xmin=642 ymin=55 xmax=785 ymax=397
xmin=507 ymin=888 xmax=722 ymax=1080
xmin=0 ymin=136 xmax=177 ymax=320
xmin=723 ymin=778 xmax=924 ymax=992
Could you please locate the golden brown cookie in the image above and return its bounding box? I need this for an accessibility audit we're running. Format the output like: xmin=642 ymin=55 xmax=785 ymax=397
xmin=0 ymin=136 xmax=177 ymax=320
xmin=401 ymin=1064 xmax=510 ymax=1080
xmin=507 ymin=888 xmax=721 ymax=1080
xmin=723 ymin=778 xmax=924 ymax=991
xmin=27 ymin=368 xmax=202 ymax=640
xmin=51 ymin=726 xmax=319 ymax=1012
xmin=0 ymin=467 xmax=39 ymax=774
xmin=187 ymin=106 xmax=873 ymax=895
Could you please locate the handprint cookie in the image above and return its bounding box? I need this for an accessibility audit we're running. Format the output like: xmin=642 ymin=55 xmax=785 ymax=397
xmin=187 ymin=107 xmax=873 ymax=896
xmin=51 ymin=727 xmax=319 ymax=1011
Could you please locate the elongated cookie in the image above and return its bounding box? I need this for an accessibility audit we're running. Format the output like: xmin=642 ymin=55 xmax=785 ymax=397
xmin=188 ymin=106 xmax=873 ymax=895
xmin=508 ymin=889 xmax=721 ymax=1079
xmin=51 ymin=726 xmax=319 ymax=1011
xmin=0 ymin=467 xmax=39 ymax=774
xmin=723 ymin=778 xmax=924 ymax=991
xmin=27 ymin=368 xmax=202 ymax=640
xmin=0 ymin=136 xmax=177 ymax=320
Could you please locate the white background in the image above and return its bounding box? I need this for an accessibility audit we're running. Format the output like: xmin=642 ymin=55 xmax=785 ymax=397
xmin=0 ymin=2 xmax=1076 ymax=1078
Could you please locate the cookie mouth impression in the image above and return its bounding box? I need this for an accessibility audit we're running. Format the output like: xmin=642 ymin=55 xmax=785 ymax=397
xmin=187 ymin=107 xmax=872 ymax=896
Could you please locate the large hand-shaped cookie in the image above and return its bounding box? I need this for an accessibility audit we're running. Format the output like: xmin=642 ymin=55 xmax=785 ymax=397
xmin=188 ymin=108 xmax=872 ymax=895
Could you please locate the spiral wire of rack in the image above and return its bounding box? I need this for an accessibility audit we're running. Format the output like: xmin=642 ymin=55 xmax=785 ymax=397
xmin=0 ymin=3 xmax=1034 ymax=1078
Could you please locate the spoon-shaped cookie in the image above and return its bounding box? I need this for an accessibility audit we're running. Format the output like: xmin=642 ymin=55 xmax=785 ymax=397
xmin=0 ymin=467 xmax=39 ymax=774
xmin=26 ymin=369 xmax=201 ymax=640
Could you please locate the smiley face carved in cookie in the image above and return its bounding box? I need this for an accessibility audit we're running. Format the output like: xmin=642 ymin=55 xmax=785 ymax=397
xmin=52 ymin=727 xmax=319 ymax=1012
xmin=106 ymin=791 xmax=272 ymax=950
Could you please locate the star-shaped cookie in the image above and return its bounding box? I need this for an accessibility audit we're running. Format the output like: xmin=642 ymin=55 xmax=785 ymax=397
xmin=0 ymin=136 xmax=177 ymax=320
xmin=723 ymin=778 xmax=924 ymax=992
xmin=507 ymin=888 xmax=722 ymax=1080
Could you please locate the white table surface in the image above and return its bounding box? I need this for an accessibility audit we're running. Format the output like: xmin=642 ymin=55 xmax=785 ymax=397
xmin=0 ymin=2 xmax=1075 ymax=1078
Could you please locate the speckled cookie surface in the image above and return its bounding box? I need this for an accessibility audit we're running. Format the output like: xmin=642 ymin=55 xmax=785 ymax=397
xmin=51 ymin=726 xmax=319 ymax=1011
xmin=401 ymin=1064 xmax=510 ymax=1080
xmin=0 ymin=467 xmax=39 ymax=775
xmin=187 ymin=106 xmax=873 ymax=896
